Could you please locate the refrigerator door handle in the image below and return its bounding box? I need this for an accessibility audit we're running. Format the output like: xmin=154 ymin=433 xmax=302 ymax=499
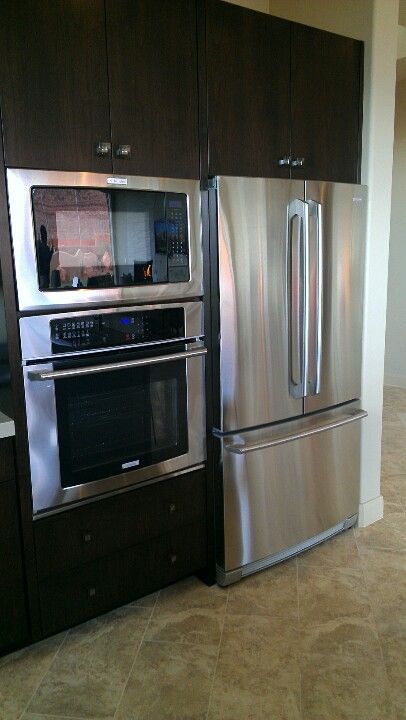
xmin=306 ymin=199 xmax=323 ymax=395
xmin=224 ymin=409 xmax=368 ymax=454
xmin=288 ymin=198 xmax=308 ymax=398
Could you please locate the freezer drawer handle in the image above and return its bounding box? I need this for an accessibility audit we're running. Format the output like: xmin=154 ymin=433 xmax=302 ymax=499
xmin=225 ymin=409 xmax=368 ymax=455
xmin=28 ymin=346 xmax=207 ymax=381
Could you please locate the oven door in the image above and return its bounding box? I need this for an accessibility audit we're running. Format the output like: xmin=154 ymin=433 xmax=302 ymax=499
xmin=23 ymin=341 xmax=206 ymax=516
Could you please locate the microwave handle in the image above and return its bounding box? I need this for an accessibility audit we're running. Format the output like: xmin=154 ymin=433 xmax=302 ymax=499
xmin=28 ymin=346 xmax=207 ymax=382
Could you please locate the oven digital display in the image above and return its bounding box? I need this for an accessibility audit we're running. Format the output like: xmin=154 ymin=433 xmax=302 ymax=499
xmin=50 ymin=308 xmax=185 ymax=353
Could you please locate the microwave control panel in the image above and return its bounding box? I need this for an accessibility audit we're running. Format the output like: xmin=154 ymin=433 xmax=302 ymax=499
xmin=50 ymin=307 xmax=185 ymax=354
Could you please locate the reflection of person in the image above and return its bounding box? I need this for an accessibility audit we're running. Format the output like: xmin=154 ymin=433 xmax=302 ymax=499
xmin=37 ymin=225 xmax=53 ymax=289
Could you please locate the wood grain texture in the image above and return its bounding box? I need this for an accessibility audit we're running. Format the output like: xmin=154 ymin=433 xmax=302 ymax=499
xmin=0 ymin=0 xmax=112 ymax=172
xmin=206 ymin=0 xmax=291 ymax=178
xmin=290 ymin=23 xmax=363 ymax=183
xmin=106 ymin=0 xmax=199 ymax=179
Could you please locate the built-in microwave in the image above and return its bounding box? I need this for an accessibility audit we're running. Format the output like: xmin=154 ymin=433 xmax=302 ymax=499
xmin=7 ymin=169 xmax=203 ymax=312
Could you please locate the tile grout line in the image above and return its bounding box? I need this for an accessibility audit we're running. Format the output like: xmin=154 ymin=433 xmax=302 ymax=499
xmin=204 ymin=588 xmax=230 ymax=720
xmin=111 ymin=591 xmax=160 ymax=719
xmin=17 ymin=630 xmax=70 ymax=720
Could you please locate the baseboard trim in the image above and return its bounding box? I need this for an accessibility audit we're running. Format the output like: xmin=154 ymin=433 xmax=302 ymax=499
xmin=358 ymin=495 xmax=384 ymax=527
xmin=384 ymin=375 xmax=406 ymax=389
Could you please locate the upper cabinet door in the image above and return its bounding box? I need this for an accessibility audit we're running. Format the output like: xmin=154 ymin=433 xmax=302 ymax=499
xmin=206 ymin=0 xmax=291 ymax=178
xmin=0 ymin=0 xmax=112 ymax=173
xmin=106 ymin=0 xmax=199 ymax=179
xmin=291 ymin=23 xmax=363 ymax=183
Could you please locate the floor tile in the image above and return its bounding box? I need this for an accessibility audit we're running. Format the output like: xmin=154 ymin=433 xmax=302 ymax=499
xmin=0 ymin=634 xmax=65 ymax=720
xmin=297 ymin=528 xmax=360 ymax=569
xmin=355 ymin=512 xmax=406 ymax=551
xmin=115 ymin=641 xmax=217 ymax=719
xmin=301 ymin=650 xmax=395 ymax=719
xmin=226 ymin=558 xmax=298 ymax=618
xmin=27 ymin=604 xmax=150 ymax=719
xmin=298 ymin=565 xmax=371 ymax=624
xmin=207 ymin=614 xmax=300 ymax=720
xmin=300 ymin=615 xmax=382 ymax=658
xmin=360 ymin=547 xmax=406 ymax=625
xmin=145 ymin=607 xmax=223 ymax=646
xmin=155 ymin=576 xmax=228 ymax=614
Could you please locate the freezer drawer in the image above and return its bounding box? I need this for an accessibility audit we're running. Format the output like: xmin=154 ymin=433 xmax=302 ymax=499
xmin=218 ymin=403 xmax=366 ymax=576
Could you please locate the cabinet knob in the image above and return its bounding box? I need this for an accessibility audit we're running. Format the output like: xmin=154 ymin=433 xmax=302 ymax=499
xmin=169 ymin=554 xmax=178 ymax=565
xmin=291 ymin=157 xmax=305 ymax=167
xmin=95 ymin=141 xmax=111 ymax=157
xmin=83 ymin=533 xmax=92 ymax=543
xmin=278 ymin=156 xmax=291 ymax=167
xmin=116 ymin=144 xmax=131 ymax=159
xmin=169 ymin=503 xmax=176 ymax=514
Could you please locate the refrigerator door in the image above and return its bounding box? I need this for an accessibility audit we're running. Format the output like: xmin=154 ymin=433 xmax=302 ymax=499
xmin=218 ymin=403 xmax=366 ymax=579
xmin=304 ymin=181 xmax=367 ymax=413
xmin=217 ymin=176 xmax=305 ymax=433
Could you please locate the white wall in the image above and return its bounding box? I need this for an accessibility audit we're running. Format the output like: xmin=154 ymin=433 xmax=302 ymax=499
xmin=224 ymin=0 xmax=399 ymax=526
xmin=385 ymin=76 xmax=406 ymax=388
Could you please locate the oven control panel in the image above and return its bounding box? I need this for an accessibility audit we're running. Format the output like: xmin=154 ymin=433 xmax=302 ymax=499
xmin=50 ymin=308 xmax=185 ymax=353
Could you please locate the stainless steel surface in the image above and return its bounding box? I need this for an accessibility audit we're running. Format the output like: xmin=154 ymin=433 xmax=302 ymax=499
xmin=224 ymin=408 xmax=367 ymax=454
xmin=306 ymin=199 xmax=323 ymax=396
xmin=288 ymin=197 xmax=308 ymax=399
xmin=20 ymin=301 xmax=203 ymax=361
xmin=23 ymin=338 xmax=206 ymax=516
xmin=278 ymin=156 xmax=291 ymax=166
xmin=217 ymin=176 xmax=304 ymax=433
xmin=291 ymin=157 xmax=305 ymax=167
xmin=7 ymin=169 xmax=203 ymax=311
xmin=95 ymin=141 xmax=111 ymax=156
xmin=219 ymin=402 xmax=364 ymax=572
xmin=28 ymin=345 xmax=207 ymax=381
xmin=216 ymin=519 xmax=352 ymax=586
xmin=115 ymin=144 xmax=131 ymax=158
xmin=304 ymin=182 xmax=367 ymax=412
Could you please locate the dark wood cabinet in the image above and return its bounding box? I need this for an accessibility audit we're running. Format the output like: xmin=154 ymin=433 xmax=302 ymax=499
xmin=290 ymin=23 xmax=363 ymax=183
xmin=0 ymin=0 xmax=111 ymax=173
xmin=0 ymin=0 xmax=199 ymax=178
xmin=205 ymin=0 xmax=291 ymax=178
xmin=34 ymin=469 xmax=207 ymax=636
xmin=106 ymin=0 xmax=199 ymax=179
xmin=0 ymin=438 xmax=29 ymax=653
xmin=205 ymin=1 xmax=363 ymax=183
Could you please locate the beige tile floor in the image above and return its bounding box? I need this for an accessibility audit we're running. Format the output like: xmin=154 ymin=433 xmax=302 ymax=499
xmin=1 ymin=387 xmax=405 ymax=720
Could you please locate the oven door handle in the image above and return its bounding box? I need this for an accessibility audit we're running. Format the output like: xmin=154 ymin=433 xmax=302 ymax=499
xmin=28 ymin=346 xmax=207 ymax=381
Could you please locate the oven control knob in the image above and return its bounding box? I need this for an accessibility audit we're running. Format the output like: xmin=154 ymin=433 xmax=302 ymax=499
xmin=169 ymin=554 xmax=177 ymax=565
xmin=169 ymin=503 xmax=176 ymax=514
xmin=83 ymin=533 xmax=92 ymax=543
xmin=88 ymin=587 xmax=97 ymax=598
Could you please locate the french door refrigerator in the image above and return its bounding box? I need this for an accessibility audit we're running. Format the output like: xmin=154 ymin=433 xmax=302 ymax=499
xmin=212 ymin=176 xmax=367 ymax=586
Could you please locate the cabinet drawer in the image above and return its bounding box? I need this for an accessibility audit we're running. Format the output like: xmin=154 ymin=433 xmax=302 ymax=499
xmin=34 ymin=469 xmax=206 ymax=579
xmin=39 ymin=520 xmax=207 ymax=636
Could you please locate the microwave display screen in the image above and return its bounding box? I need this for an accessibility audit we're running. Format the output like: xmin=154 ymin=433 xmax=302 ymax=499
xmin=31 ymin=187 xmax=190 ymax=291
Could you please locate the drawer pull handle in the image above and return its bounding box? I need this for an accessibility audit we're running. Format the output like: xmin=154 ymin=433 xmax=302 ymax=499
xmin=169 ymin=503 xmax=176 ymax=514
xmin=169 ymin=554 xmax=178 ymax=565
xmin=88 ymin=587 xmax=96 ymax=598
xmin=83 ymin=533 xmax=92 ymax=543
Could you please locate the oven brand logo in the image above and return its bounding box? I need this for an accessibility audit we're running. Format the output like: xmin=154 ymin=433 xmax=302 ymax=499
xmin=122 ymin=459 xmax=140 ymax=469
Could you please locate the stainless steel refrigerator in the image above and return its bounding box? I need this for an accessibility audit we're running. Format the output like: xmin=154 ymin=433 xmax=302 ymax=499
xmin=212 ymin=176 xmax=367 ymax=586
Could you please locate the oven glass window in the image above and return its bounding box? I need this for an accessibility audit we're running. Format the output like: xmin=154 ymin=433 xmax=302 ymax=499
xmin=31 ymin=187 xmax=189 ymax=291
xmin=54 ymin=357 xmax=188 ymax=488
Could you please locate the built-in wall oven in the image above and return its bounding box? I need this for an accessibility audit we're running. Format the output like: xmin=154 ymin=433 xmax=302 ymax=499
xmin=7 ymin=169 xmax=202 ymax=312
xmin=20 ymin=302 xmax=206 ymax=517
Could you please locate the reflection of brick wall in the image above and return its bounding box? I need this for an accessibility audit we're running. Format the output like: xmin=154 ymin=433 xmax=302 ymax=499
xmin=32 ymin=188 xmax=111 ymax=255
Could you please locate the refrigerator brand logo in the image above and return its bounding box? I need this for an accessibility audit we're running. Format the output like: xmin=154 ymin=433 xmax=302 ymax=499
xmin=121 ymin=459 xmax=140 ymax=469
xmin=352 ymin=197 xmax=362 ymax=203
xmin=107 ymin=177 xmax=128 ymax=185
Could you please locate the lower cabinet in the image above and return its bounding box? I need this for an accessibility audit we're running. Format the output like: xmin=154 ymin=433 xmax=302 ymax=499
xmin=34 ymin=469 xmax=207 ymax=636
xmin=0 ymin=438 xmax=29 ymax=653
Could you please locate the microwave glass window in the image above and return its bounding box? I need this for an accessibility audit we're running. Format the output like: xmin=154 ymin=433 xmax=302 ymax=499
xmin=31 ymin=187 xmax=190 ymax=291
xmin=55 ymin=358 xmax=188 ymax=487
